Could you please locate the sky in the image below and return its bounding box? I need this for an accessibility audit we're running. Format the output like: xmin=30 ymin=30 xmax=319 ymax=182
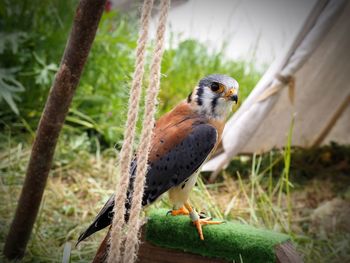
xmin=150 ymin=0 xmax=317 ymax=68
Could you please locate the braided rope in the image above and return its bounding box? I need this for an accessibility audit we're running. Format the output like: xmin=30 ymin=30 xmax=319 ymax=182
xmin=275 ymin=73 xmax=295 ymax=104
xmin=122 ymin=0 xmax=171 ymax=262
xmin=256 ymin=73 xmax=295 ymax=104
xmin=107 ymin=1 xmax=154 ymax=262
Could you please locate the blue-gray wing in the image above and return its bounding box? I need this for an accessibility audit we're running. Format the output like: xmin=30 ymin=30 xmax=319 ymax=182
xmin=142 ymin=123 xmax=218 ymax=205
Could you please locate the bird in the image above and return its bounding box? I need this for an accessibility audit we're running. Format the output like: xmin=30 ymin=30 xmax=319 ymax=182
xmin=77 ymin=74 xmax=239 ymax=261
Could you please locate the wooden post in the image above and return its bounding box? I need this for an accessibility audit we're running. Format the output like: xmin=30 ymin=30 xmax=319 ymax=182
xmin=3 ymin=0 xmax=106 ymax=259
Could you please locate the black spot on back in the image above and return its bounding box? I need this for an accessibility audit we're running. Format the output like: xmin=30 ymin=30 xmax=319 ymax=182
xmin=140 ymin=123 xmax=217 ymax=209
xmin=172 ymin=177 xmax=178 ymax=185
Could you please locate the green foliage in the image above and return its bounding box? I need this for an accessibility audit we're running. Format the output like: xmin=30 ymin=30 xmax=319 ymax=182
xmin=72 ymin=12 xmax=138 ymax=146
xmin=0 ymin=67 xmax=25 ymax=115
xmin=0 ymin=0 xmax=78 ymax=126
xmin=0 ymin=1 xmax=262 ymax=148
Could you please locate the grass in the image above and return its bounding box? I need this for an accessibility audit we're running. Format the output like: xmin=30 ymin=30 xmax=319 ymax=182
xmin=0 ymin=130 xmax=349 ymax=262
xmin=214 ymin=143 xmax=350 ymax=262
xmin=0 ymin=133 xmax=117 ymax=262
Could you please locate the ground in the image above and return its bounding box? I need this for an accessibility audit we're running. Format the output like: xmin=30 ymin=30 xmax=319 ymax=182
xmin=0 ymin=141 xmax=349 ymax=262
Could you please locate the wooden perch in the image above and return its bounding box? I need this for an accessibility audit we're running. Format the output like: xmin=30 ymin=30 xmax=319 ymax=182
xmin=137 ymin=209 xmax=303 ymax=263
xmin=3 ymin=0 xmax=106 ymax=260
xmin=138 ymin=238 xmax=300 ymax=263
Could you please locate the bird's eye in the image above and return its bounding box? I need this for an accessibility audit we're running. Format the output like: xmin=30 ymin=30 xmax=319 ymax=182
xmin=210 ymin=82 xmax=223 ymax=93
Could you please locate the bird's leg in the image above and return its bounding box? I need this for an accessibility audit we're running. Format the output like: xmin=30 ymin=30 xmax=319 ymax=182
xmin=169 ymin=206 xmax=190 ymax=216
xmin=184 ymin=202 xmax=222 ymax=240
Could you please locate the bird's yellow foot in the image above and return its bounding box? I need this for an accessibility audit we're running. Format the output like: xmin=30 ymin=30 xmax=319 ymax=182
xmin=193 ymin=217 xmax=222 ymax=240
xmin=183 ymin=202 xmax=223 ymax=240
xmin=167 ymin=206 xmax=189 ymax=216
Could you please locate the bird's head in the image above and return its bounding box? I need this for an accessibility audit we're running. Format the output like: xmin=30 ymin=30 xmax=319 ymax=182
xmin=187 ymin=74 xmax=239 ymax=120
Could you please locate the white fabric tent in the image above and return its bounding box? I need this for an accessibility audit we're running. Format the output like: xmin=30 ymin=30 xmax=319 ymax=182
xmin=203 ymin=0 xmax=350 ymax=179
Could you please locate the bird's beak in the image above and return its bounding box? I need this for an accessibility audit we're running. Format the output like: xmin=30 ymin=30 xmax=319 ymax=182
xmin=224 ymin=88 xmax=238 ymax=104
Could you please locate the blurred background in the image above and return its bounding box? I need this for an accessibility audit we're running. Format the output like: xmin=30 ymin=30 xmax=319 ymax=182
xmin=0 ymin=0 xmax=349 ymax=262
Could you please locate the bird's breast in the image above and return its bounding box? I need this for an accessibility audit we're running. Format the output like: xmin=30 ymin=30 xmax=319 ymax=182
xmin=168 ymin=172 xmax=199 ymax=209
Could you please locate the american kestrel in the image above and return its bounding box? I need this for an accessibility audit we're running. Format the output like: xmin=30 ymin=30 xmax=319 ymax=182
xmin=78 ymin=74 xmax=239 ymax=258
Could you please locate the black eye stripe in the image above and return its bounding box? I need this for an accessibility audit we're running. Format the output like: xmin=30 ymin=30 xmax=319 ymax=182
xmin=196 ymin=86 xmax=203 ymax=106
xmin=211 ymin=96 xmax=218 ymax=111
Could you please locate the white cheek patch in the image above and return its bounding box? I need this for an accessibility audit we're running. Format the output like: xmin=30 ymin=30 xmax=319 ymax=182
xmin=214 ymin=97 xmax=232 ymax=119
xmin=201 ymin=87 xmax=215 ymax=114
xmin=193 ymin=86 xmax=232 ymax=119
xmin=193 ymin=86 xmax=214 ymax=114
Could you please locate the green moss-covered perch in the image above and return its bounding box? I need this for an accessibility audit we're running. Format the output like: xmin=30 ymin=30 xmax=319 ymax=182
xmin=139 ymin=209 xmax=302 ymax=263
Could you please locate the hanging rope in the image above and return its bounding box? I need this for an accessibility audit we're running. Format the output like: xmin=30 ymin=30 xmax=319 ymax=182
xmin=108 ymin=0 xmax=170 ymax=262
xmin=122 ymin=0 xmax=171 ymax=262
xmin=275 ymin=73 xmax=295 ymax=104
xmin=256 ymin=73 xmax=296 ymax=104
xmin=107 ymin=0 xmax=154 ymax=262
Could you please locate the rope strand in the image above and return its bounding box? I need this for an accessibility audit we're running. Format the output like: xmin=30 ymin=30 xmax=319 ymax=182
xmin=122 ymin=0 xmax=171 ymax=262
xmin=107 ymin=1 xmax=154 ymax=262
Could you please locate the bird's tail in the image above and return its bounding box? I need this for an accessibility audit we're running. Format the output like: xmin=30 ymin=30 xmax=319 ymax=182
xmin=77 ymin=194 xmax=116 ymax=245
xmin=77 ymin=159 xmax=137 ymax=248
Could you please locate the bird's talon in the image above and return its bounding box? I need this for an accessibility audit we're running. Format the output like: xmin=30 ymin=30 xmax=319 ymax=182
xmin=193 ymin=218 xmax=223 ymax=240
xmin=170 ymin=206 xmax=189 ymax=216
